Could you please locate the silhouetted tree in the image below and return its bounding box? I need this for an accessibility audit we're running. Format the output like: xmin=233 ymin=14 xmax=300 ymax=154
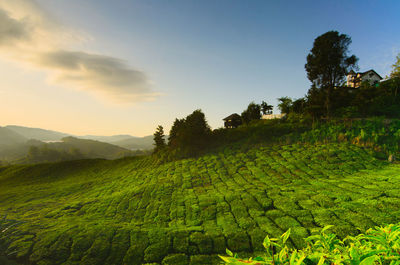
xmin=168 ymin=118 xmax=185 ymax=148
xmin=168 ymin=110 xmax=211 ymax=154
xmin=261 ymin=101 xmax=273 ymax=115
xmin=305 ymin=31 xmax=358 ymax=118
xmin=153 ymin=125 xmax=166 ymax=153
xmin=305 ymin=84 xmax=325 ymax=121
xmin=277 ymin=97 xmax=293 ymax=115
xmin=241 ymin=102 xmax=261 ymax=124
xmin=291 ymin=98 xmax=306 ymax=114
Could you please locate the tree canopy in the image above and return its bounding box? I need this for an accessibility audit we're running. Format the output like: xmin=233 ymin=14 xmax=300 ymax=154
xmin=261 ymin=101 xmax=273 ymax=115
xmin=277 ymin=97 xmax=293 ymax=115
xmin=168 ymin=109 xmax=211 ymax=155
xmin=153 ymin=125 xmax=166 ymax=153
xmin=305 ymin=31 xmax=358 ymax=117
xmin=241 ymin=102 xmax=261 ymax=124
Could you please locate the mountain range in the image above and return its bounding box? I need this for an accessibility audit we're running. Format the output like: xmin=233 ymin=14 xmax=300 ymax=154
xmin=0 ymin=125 xmax=155 ymax=164
xmin=2 ymin=125 xmax=154 ymax=150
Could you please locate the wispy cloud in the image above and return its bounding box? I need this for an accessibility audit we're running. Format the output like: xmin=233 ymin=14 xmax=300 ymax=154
xmin=0 ymin=0 xmax=157 ymax=104
xmin=0 ymin=9 xmax=30 ymax=45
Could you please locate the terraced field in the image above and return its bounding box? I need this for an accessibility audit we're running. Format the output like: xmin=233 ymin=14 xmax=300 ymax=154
xmin=1 ymin=143 xmax=400 ymax=265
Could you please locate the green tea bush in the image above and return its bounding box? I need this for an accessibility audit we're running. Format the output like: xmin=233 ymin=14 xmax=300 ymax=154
xmin=220 ymin=223 xmax=400 ymax=265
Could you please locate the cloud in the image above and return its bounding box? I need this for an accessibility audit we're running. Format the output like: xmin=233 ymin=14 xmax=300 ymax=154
xmin=37 ymin=50 xmax=158 ymax=102
xmin=0 ymin=0 xmax=156 ymax=104
xmin=0 ymin=9 xmax=30 ymax=45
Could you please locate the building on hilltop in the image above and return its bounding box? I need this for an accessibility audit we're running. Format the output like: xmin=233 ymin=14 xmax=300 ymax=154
xmin=223 ymin=113 xmax=242 ymax=128
xmin=262 ymin=114 xmax=286 ymax=120
xmin=346 ymin=69 xmax=382 ymax=88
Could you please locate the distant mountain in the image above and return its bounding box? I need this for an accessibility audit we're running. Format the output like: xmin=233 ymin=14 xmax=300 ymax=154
xmin=110 ymin=135 xmax=155 ymax=150
xmin=0 ymin=136 xmax=135 ymax=164
xmin=4 ymin=125 xmax=154 ymax=150
xmin=0 ymin=127 xmax=27 ymax=146
xmin=79 ymin=134 xmax=133 ymax=143
xmin=6 ymin=125 xmax=70 ymax=141
xmin=49 ymin=137 xmax=133 ymax=160
xmin=0 ymin=125 xmax=154 ymax=164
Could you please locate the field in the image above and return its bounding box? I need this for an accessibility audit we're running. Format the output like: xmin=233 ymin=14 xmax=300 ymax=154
xmin=1 ymin=142 xmax=400 ymax=265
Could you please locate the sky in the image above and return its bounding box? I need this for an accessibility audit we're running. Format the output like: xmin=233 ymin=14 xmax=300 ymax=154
xmin=0 ymin=0 xmax=399 ymax=136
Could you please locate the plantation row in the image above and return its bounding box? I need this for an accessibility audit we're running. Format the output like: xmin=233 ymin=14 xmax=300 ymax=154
xmin=1 ymin=143 xmax=400 ymax=264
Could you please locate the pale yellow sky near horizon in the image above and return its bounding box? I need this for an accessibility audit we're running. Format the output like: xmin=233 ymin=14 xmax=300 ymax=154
xmin=0 ymin=58 xmax=163 ymax=137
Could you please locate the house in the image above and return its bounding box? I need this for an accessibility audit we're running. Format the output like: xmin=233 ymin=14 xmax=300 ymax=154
xmin=346 ymin=69 xmax=382 ymax=88
xmin=223 ymin=113 xmax=242 ymax=128
xmin=262 ymin=114 xmax=286 ymax=120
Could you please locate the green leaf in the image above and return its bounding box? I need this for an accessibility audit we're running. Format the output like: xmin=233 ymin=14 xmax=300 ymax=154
xmin=321 ymin=225 xmax=334 ymax=234
xmin=359 ymin=255 xmax=378 ymax=265
xmin=305 ymin=235 xmax=320 ymax=242
xmin=350 ymin=246 xmax=360 ymax=262
xmin=226 ymin=248 xmax=233 ymax=257
xmin=281 ymin=228 xmax=291 ymax=244
xmin=296 ymin=254 xmax=307 ymax=265
xmin=279 ymin=247 xmax=288 ymax=261
xmin=263 ymin=235 xmax=271 ymax=249
xmin=317 ymin=256 xmax=325 ymax=265
xmin=219 ymin=255 xmax=237 ymax=263
xmin=290 ymin=250 xmax=297 ymax=265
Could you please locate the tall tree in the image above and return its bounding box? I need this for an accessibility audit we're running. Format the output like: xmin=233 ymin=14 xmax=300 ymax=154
xmin=241 ymin=102 xmax=261 ymax=124
xmin=305 ymin=31 xmax=358 ymax=118
xmin=277 ymin=97 xmax=293 ymax=115
xmin=153 ymin=125 xmax=166 ymax=153
xmin=261 ymin=101 xmax=273 ymax=115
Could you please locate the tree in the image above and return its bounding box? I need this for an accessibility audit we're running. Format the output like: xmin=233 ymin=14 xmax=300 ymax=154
xmin=291 ymin=98 xmax=306 ymax=114
xmin=391 ymin=53 xmax=400 ymax=79
xmin=153 ymin=125 xmax=166 ymax=153
xmin=168 ymin=118 xmax=185 ymax=148
xmin=305 ymin=84 xmax=325 ymax=121
xmin=277 ymin=97 xmax=293 ymax=115
xmin=305 ymin=31 xmax=358 ymax=118
xmin=261 ymin=101 xmax=273 ymax=115
xmin=168 ymin=110 xmax=211 ymax=154
xmin=241 ymin=102 xmax=261 ymax=124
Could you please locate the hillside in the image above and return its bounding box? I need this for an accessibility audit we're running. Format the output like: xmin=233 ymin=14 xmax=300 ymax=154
xmin=5 ymin=125 xmax=71 ymax=142
xmin=0 ymin=127 xmax=27 ymax=146
xmin=1 ymin=142 xmax=399 ymax=265
xmin=0 ymin=137 xmax=134 ymax=164
xmin=47 ymin=137 xmax=134 ymax=160
xmin=110 ymin=135 xmax=154 ymax=150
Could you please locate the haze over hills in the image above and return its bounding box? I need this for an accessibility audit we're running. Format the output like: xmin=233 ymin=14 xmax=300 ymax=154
xmin=5 ymin=125 xmax=70 ymax=142
xmin=4 ymin=125 xmax=154 ymax=150
xmin=79 ymin=134 xmax=134 ymax=143
xmin=42 ymin=136 xmax=135 ymax=160
xmin=0 ymin=125 xmax=154 ymax=164
xmin=0 ymin=127 xmax=27 ymax=146
xmin=110 ymin=135 xmax=154 ymax=150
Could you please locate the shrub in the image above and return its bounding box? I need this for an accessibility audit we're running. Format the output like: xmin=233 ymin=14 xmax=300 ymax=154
xmin=220 ymin=223 xmax=400 ymax=265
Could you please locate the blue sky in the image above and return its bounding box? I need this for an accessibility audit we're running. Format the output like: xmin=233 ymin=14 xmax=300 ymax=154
xmin=1 ymin=0 xmax=399 ymax=136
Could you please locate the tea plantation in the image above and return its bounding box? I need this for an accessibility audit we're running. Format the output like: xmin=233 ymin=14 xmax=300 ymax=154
xmin=1 ymin=142 xmax=400 ymax=265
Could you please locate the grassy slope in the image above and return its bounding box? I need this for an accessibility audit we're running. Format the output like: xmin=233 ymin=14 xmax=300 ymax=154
xmin=1 ymin=143 xmax=400 ymax=265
